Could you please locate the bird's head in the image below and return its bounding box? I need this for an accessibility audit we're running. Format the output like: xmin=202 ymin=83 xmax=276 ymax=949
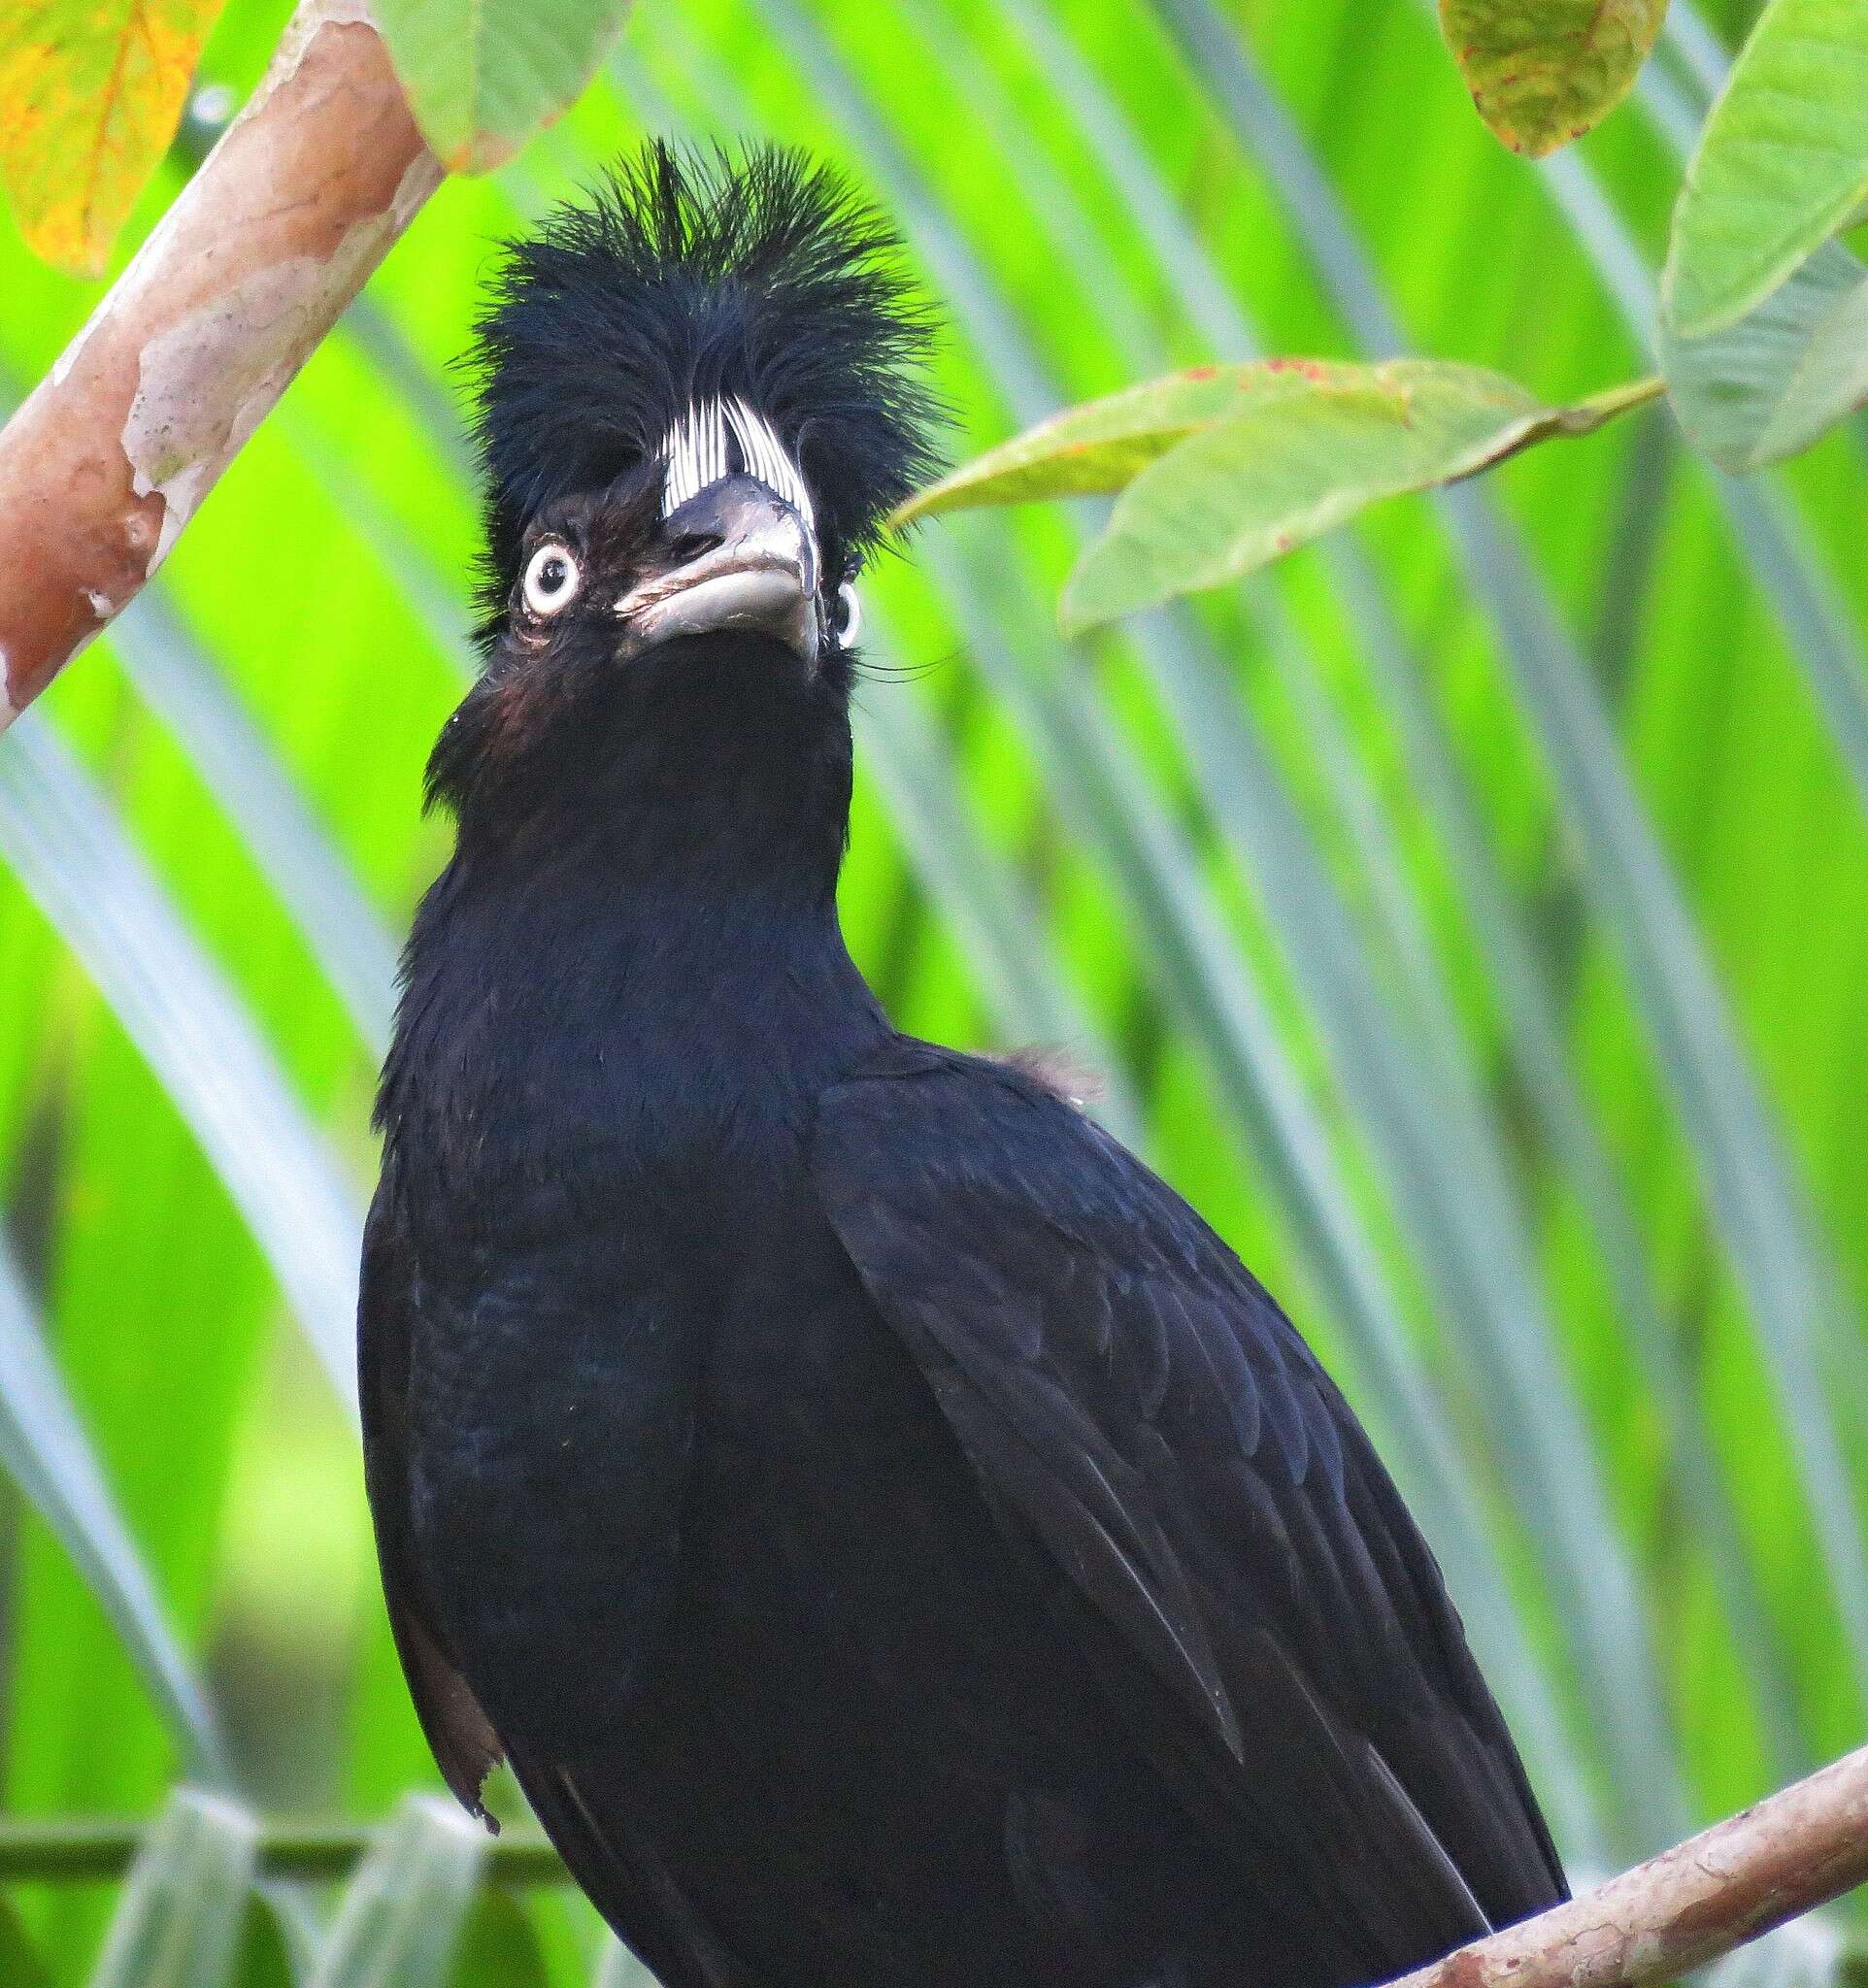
xmin=426 ymin=143 xmax=943 ymax=844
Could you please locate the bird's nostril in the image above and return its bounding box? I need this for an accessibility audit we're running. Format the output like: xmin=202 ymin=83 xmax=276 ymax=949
xmin=668 ymin=529 xmax=723 ymax=564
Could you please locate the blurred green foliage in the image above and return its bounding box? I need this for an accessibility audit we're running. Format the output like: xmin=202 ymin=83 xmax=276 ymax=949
xmin=2 ymin=0 xmax=1867 ymax=1982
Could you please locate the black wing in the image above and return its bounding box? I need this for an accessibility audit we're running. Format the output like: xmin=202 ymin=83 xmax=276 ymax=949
xmin=812 ymin=1043 xmax=1566 ymax=1973
xmin=359 ymin=1172 xmax=746 ymax=1988
xmin=358 ymin=1176 xmax=505 ymax=1822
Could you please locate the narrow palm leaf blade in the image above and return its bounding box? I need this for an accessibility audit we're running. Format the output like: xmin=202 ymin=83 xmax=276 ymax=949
xmin=0 ymin=1235 xmax=226 ymax=1776
xmin=86 ymin=1789 xmax=258 ymax=1988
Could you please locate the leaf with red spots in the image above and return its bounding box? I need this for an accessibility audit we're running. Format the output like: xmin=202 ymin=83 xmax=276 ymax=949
xmin=892 ymin=364 xmax=1279 ymax=524
xmin=1439 ymin=0 xmax=1668 ymax=157
xmin=0 ymin=0 xmax=226 ymax=277
xmin=893 ymin=360 xmax=1658 ymax=633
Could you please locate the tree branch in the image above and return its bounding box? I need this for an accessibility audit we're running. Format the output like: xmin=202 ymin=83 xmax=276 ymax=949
xmin=1384 ymin=1743 xmax=1868 ymax=1988
xmin=0 ymin=0 xmax=442 ymax=734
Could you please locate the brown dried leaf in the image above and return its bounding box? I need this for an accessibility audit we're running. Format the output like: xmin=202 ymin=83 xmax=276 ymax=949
xmin=0 ymin=0 xmax=227 ymax=277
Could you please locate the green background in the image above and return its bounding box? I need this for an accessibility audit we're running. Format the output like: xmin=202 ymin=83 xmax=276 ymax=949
xmin=3 ymin=0 xmax=1866 ymax=1980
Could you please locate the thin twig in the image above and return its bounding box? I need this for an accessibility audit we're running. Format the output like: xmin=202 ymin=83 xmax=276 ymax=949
xmin=1383 ymin=1743 xmax=1868 ymax=1988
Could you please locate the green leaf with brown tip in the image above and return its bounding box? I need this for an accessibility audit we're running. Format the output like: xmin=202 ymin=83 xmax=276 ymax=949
xmin=1438 ymin=0 xmax=1668 ymax=157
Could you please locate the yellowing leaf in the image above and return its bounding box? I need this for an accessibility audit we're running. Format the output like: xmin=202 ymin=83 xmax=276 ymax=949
xmin=1439 ymin=0 xmax=1668 ymax=157
xmin=0 ymin=0 xmax=226 ymax=277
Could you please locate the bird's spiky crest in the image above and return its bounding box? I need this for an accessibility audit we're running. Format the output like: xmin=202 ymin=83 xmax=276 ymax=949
xmin=469 ymin=142 xmax=945 ymax=611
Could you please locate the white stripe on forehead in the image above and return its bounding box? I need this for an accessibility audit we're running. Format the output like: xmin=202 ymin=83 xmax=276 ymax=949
xmin=658 ymin=397 xmax=816 ymax=533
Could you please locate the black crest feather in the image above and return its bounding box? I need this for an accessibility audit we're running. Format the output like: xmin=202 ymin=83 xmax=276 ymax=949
xmin=470 ymin=141 xmax=945 ymax=601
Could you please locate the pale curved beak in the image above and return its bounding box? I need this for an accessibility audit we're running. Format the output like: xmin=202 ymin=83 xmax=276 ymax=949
xmin=615 ymin=476 xmax=821 ymax=659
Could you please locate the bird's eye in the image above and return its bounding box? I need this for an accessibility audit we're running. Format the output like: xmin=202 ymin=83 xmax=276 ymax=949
xmin=835 ymin=581 xmax=861 ymax=645
xmin=522 ymin=544 xmax=581 ymax=617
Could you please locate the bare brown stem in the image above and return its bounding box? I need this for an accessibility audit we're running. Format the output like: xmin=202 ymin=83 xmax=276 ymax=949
xmin=1384 ymin=1743 xmax=1868 ymax=1988
xmin=0 ymin=0 xmax=441 ymax=732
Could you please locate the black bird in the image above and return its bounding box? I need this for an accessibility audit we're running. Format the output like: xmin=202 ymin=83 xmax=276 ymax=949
xmin=362 ymin=144 xmax=1567 ymax=1988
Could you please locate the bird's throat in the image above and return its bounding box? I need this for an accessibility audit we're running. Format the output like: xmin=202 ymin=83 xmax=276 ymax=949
xmin=442 ymin=632 xmax=855 ymax=907
xmin=388 ymin=687 xmax=882 ymax=1193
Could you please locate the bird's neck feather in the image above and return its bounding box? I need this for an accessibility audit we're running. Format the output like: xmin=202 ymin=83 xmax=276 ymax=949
xmin=440 ymin=633 xmax=854 ymax=901
xmin=383 ymin=638 xmax=886 ymax=1182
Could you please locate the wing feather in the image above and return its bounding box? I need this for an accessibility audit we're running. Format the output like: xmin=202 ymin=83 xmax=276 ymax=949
xmin=358 ymin=1179 xmax=504 ymax=1822
xmin=812 ymin=1043 xmax=1565 ymax=1958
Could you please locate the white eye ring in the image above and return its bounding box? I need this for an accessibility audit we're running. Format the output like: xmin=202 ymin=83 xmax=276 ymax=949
xmin=522 ymin=543 xmax=581 ymax=617
xmin=836 ymin=581 xmax=861 ymax=645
